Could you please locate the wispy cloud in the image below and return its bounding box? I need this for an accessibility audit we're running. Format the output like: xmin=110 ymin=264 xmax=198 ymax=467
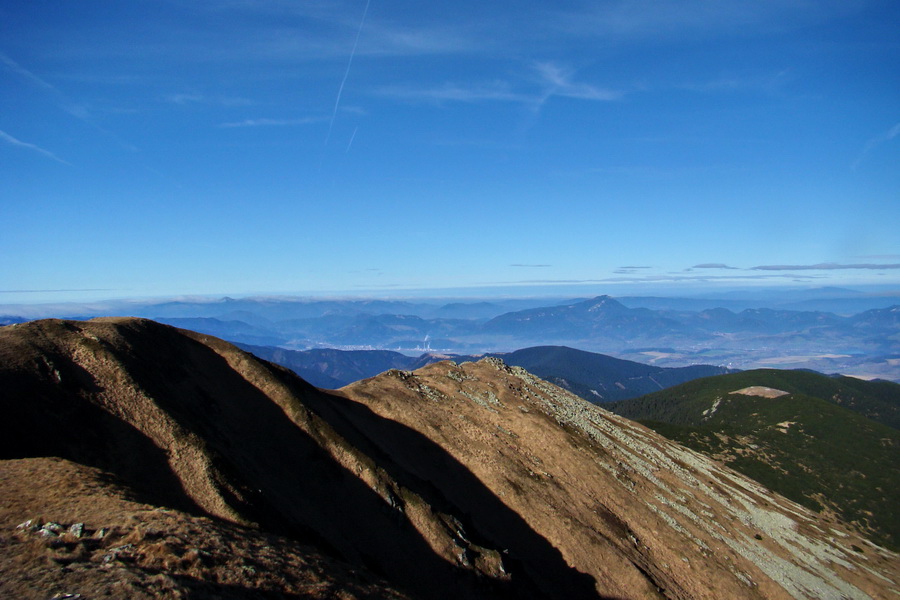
xmin=360 ymin=22 xmax=485 ymax=56
xmin=377 ymin=62 xmax=621 ymax=109
xmin=0 ymin=52 xmax=57 ymax=91
xmin=218 ymin=117 xmax=323 ymax=128
xmin=599 ymin=273 xmax=825 ymax=283
xmin=164 ymin=93 xmax=204 ymax=105
xmin=0 ymin=130 xmax=71 ymax=165
xmin=693 ymin=263 xmax=739 ymax=269
xmin=676 ymin=69 xmax=791 ymax=95
xmin=856 ymin=254 xmax=900 ymax=260
xmin=853 ymin=122 xmax=900 ymax=169
xmin=485 ymin=272 xmax=825 ymax=286
xmin=181 ymin=2 xmax=487 ymax=60
xmin=614 ymin=266 xmax=653 ymax=274
xmin=163 ymin=93 xmax=253 ymax=107
xmin=751 ymin=263 xmax=900 ymax=271
xmin=555 ymin=1 xmax=860 ymax=41
xmin=1 ymin=51 xmax=139 ymax=152
xmin=0 ymin=288 xmax=112 ymax=294
xmin=375 ymin=81 xmax=531 ymax=104
xmin=532 ymin=62 xmax=622 ymax=102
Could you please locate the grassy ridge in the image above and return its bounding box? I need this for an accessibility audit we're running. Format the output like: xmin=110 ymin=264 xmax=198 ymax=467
xmin=608 ymin=370 xmax=900 ymax=550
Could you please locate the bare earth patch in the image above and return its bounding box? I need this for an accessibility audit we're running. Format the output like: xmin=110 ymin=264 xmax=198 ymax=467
xmin=730 ymin=387 xmax=790 ymax=398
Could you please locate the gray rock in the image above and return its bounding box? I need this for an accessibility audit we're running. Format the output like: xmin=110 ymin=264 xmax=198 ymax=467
xmin=101 ymin=543 xmax=135 ymax=564
xmin=15 ymin=519 xmax=36 ymax=531
xmin=38 ymin=522 xmax=63 ymax=538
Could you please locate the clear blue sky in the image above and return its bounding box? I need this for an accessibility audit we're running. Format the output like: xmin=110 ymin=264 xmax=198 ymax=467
xmin=2 ymin=0 xmax=898 ymax=303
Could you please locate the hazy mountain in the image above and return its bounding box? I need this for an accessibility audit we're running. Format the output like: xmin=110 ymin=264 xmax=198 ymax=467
xmin=237 ymin=344 xmax=415 ymax=389
xmin=851 ymin=305 xmax=900 ymax=333
xmin=153 ymin=316 xmax=288 ymax=346
xmin=0 ymin=316 xmax=28 ymax=326
xmin=434 ymin=301 xmax=507 ymax=319
xmin=482 ymin=296 xmax=689 ymax=343
xmin=681 ymin=308 xmax=843 ymax=334
xmin=618 ymin=287 xmax=900 ymax=314
xmin=606 ymin=369 xmax=900 ymax=549
xmin=138 ymin=296 xmax=560 ymax=322
xmin=237 ymin=343 xmax=733 ymax=398
xmin=2 ymin=318 xmax=897 ymax=598
xmin=329 ymin=314 xmax=469 ymax=346
xmin=3 ymin=294 xmax=899 ymax=380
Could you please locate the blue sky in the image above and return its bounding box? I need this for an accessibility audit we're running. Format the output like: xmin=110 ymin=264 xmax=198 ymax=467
xmin=2 ymin=0 xmax=899 ymax=303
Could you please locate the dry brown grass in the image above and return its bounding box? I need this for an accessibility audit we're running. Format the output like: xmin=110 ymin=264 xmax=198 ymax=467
xmin=0 ymin=458 xmax=410 ymax=600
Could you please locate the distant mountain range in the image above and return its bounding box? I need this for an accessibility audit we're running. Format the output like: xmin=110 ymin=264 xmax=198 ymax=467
xmin=239 ymin=343 xmax=734 ymax=403
xmin=236 ymin=344 xmax=419 ymax=389
xmin=2 ymin=293 xmax=898 ymax=380
xmin=606 ymin=369 xmax=900 ymax=550
xmin=2 ymin=318 xmax=897 ymax=598
xmin=171 ymin=296 xmax=900 ymax=380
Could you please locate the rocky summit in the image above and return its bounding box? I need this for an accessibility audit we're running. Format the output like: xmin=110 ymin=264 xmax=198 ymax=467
xmin=0 ymin=318 xmax=897 ymax=599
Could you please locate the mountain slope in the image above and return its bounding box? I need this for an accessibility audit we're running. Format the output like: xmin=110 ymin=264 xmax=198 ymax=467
xmin=1 ymin=319 xmax=897 ymax=599
xmin=606 ymin=370 xmax=900 ymax=549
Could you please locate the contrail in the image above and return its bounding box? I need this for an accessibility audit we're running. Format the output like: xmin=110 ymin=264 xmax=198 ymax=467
xmin=0 ymin=129 xmax=71 ymax=165
xmin=326 ymin=0 xmax=371 ymax=146
xmin=0 ymin=52 xmax=57 ymax=91
xmin=2 ymin=51 xmax=138 ymax=154
xmin=345 ymin=126 xmax=359 ymax=153
xmin=853 ymin=122 xmax=900 ymax=170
